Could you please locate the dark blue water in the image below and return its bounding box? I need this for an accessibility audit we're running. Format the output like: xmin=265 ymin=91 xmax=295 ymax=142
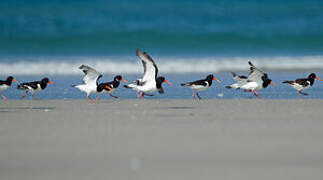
xmin=2 ymin=72 xmax=323 ymax=100
xmin=1 ymin=0 xmax=323 ymax=99
xmin=1 ymin=0 xmax=323 ymax=56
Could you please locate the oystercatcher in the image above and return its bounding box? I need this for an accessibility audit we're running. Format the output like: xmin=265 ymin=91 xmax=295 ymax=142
xmin=283 ymin=73 xmax=323 ymax=96
xmin=124 ymin=49 xmax=171 ymax=98
xmin=73 ymin=64 xmax=106 ymax=103
xmin=225 ymin=72 xmax=248 ymax=89
xmin=18 ymin=77 xmax=55 ymax=99
xmin=0 ymin=76 xmax=19 ymax=102
xmin=96 ymin=75 xmax=128 ymax=103
xmin=226 ymin=61 xmax=276 ymax=98
xmin=181 ymin=74 xmax=221 ymax=100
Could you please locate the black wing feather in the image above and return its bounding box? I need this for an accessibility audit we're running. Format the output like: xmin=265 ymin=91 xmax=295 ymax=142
xmin=0 ymin=80 xmax=6 ymax=85
xmin=181 ymin=79 xmax=207 ymax=86
xmin=18 ymin=81 xmax=39 ymax=90
xmin=295 ymin=78 xmax=310 ymax=86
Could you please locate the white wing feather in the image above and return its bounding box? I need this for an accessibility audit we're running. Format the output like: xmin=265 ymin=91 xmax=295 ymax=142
xmin=79 ymin=65 xmax=102 ymax=85
xmin=247 ymin=61 xmax=264 ymax=84
xmin=241 ymin=81 xmax=259 ymax=91
xmin=227 ymin=72 xmax=248 ymax=89
xmin=233 ymin=72 xmax=248 ymax=87
xmin=136 ymin=49 xmax=158 ymax=84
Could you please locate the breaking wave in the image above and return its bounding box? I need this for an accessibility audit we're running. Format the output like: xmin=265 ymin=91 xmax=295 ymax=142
xmin=1 ymin=56 xmax=323 ymax=75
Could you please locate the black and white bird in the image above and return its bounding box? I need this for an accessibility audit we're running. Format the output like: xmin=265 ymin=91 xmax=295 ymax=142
xmin=0 ymin=76 xmax=19 ymax=102
xmin=181 ymin=74 xmax=221 ymax=99
xmin=17 ymin=77 xmax=55 ymax=99
xmin=96 ymin=75 xmax=128 ymax=103
xmin=283 ymin=73 xmax=323 ymax=96
xmin=225 ymin=72 xmax=248 ymax=89
xmin=73 ymin=64 xmax=108 ymax=103
xmin=226 ymin=61 xmax=276 ymax=98
xmin=124 ymin=49 xmax=171 ymax=98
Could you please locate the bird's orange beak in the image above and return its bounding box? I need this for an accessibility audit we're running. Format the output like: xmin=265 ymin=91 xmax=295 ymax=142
xmin=105 ymin=85 xmax=112 ymax=90
xmin=164 ymin=80 xmax=172 ymax=84
xmin=121 ymin=78 xmax=129 ymax=83
xmin=213 ymin=78 xmax=221 ymax=82
xmin=13 ymin=79 xmax=19 ymax=83
xmin=316 ymin=76 xmax=323 ymax=81
xmin=270 ymin=82 xmax=276 ymax=85
xmin=49 ymin=80 xmax=55 ymax=85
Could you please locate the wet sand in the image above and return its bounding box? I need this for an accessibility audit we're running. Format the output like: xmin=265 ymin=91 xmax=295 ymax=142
xmin=1 ymin=99 xmax=323 ymax=180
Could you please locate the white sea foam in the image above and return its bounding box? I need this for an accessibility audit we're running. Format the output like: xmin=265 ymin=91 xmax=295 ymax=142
xmin=1 ymin=56 xmax=323 ymax=75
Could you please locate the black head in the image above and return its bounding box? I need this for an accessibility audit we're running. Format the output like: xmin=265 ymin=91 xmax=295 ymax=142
xmin=206 ymin=74 xmax=214 ymax=81
xmin=308 ymin=73 xmax=316 ymax=79
xmin=41 ymin=77 xmax=55 ymax=85
xmin=156 ymin=76 xmax=171 ymax=94
xmin=113 ymin=75 xmax=128 ymax=84
xmin=205 ymin=74 xmax=221 ymax=85
xmin=156 ymin=76 xmax=171 ymax=87
xmin=114 ymin=75 xmax=122 ymax=82
xmin=5 ymin=76 xmax=18 ymax=85
xmin=156 ymin=76 xmax=165 ymax=83
xmin=42 ymin=78 xmax=49 ymax=83
xmin=261 ymin=74 xmax=274 ymax=88
xmin=308 ymin=73 xmax=323 ymax=82
xmin=7 ymin=76 xmax=14 ymax=82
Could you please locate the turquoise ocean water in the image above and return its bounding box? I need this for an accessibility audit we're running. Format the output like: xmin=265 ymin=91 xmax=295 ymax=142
xmin=1 ymin=0 xmax=323 ymax=99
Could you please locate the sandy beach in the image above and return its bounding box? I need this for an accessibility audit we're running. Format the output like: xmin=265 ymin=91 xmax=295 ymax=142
xmin=1 ymin=99 xmax=323 ymax=180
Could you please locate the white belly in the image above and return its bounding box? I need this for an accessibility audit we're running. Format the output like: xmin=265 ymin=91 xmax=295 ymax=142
xmin=190 ymin=85 xmax=209 ymax=91
xmin=137 ymin=85 xmax=157 ymax=93
xmin=132 ymin=81 xmax=157 ymax=93
xmin=228 ymin=83 xmax=240 ymax=89
xmin=292 ymin=83 xmax=309 ymax=91
xmin=75 ymin=84 xmax=97 ymax=96
xmin=35 ymin=84 xmax=42 ymax=91
xmin=241 ymin=82 xmax=262 ymax=91
xmin=0 ymin=84 xmax=9 ymax=91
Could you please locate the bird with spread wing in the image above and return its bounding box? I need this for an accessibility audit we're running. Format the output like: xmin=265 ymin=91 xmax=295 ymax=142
xmin=226 ymin=61 xmax=276 ymax=98
xmin=73 ymin=65 xmax=111 ymax=103
xmin=124 ymin=49 xmax=171 ymax=98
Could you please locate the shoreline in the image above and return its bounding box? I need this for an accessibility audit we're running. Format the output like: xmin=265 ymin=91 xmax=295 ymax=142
xmin=1 ymin=99 xmax=323 ymax=120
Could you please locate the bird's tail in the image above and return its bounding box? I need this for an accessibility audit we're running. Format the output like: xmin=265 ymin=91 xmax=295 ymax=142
xmin=282 ymin=81 xmax=294 ymax=84
xmin=72 ymin=84 xmax=85 ymax=91
xmin=124 ymin=83 xmax=137 ymax=89
xmin=225 ymin=85 xmax=240 ymax=89
xmin=17 ymin=84 xmax=25 ymax=90
xmin=225 ymin=83 xmax=240 ymax=89
xmin=180 ymin=83 xmax=188 ymax=86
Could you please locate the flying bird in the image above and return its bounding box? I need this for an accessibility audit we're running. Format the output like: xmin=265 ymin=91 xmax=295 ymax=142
xmin=226 ymin=61 xmax=276 ymax=98
xmin=124 ymin=49 xmax=171 ymax=98
xmin=225 ymin=72 xmax=248 ymax=89
xmin=181 ymin=74 xmax=221 ymax=100
xmin=18 ymin=77 xmax=55 ymax=99
xmin=73 ymin=65 xmax=108 ymax=103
